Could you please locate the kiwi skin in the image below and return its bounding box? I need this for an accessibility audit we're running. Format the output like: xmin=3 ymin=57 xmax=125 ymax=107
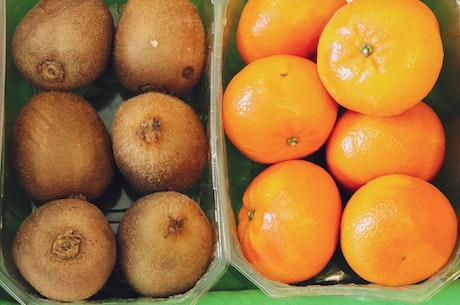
xmin=113 ymin=0 xmax=206 ymax=97
xmin=117 ymin=191 xmax=214 ymax=297
xmin=111 ymin=91 xmax=208 ymax=194
xmin=11 ymin=0 xmax=113 ymax=91
xmin=12 ymin=198 xmax=117 ymax=302
xmin=11 ymin=91 xmax=115 ymax=203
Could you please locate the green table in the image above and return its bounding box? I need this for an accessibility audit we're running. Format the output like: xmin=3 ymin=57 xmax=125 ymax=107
xmin=0 ymin=268 xmax=459 ymax=305
xmin=0 ymin=284 xmax=459 ymax=304
xmin=202 ymin=282 xmax=460 ymax=305
xmin=208 ymin=270 xmax=460 ymax=305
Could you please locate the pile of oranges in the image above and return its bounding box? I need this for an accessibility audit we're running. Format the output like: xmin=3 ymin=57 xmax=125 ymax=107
xmin=223 ymin=0 xmax=458 ymax=287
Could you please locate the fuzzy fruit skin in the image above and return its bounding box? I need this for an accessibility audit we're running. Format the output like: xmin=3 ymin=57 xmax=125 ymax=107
xmin=12 ymin=198 xmax=117 ymax=302
xmin=113 ymin=0 xmax=206 ymax=97
xmin=11 ymin=91 xmax=115 ymax=202
xmin=12 ymin=0 xmax=113 ymax=91
xmin=111 ymin=91 xmax=208 ymax=194
xmin=117 ymin=191 xmax=214 ymax=297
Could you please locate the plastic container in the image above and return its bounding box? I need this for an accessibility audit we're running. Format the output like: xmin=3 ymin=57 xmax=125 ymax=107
xmin=213 ymin=0 xmax=460 ymax=302
xmin=0 ymin=1 xmax=229 ymax=304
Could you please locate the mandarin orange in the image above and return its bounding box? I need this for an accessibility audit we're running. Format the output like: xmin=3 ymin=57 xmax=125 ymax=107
xmin=317 ymin=0 xmax=443 ymax=116
xmin=237 ymin=159 xmax=342 ymax=284
xmin=236 ymin=0 xmax=346 ymax=63
xmin=223 ymin=55 xmax=338 ymax=164
xmin=325 ymin=102 xmax=445 ymax=191
xmin=340 ymin=174 xmax=458 ymax=286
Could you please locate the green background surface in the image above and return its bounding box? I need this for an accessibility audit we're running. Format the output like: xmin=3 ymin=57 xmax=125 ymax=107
xmin=1 ymin=263 xmax=459 ymax=304
xmin=0 ymin=279 xmax=460 ymax=304
xmin=0 ymin=259 xmax=458 ymax=303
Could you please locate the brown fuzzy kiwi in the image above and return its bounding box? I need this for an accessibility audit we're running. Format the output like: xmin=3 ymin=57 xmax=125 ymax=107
xmin=117 ymin=191 xmax=214 ymax=297
xmin=11 ymin=91 xmax=114 ymax=202
xmin=113 ymin=0 xmax=206 ymax=97
xmin=111 ymin=91 xmax=208 ymax=194
xmin=11 ymin=0 xmax=113 ymax=91
xmin=12 ymin=198 xmax=116 ymax=302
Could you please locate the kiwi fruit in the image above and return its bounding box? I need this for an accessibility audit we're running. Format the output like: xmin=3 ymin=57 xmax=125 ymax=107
xmin=117 ymin=191 xmax=214 ymax=297
xmin=12 ymin=198 xmax=116 ymax=302
xmin=111 ymin=91 xmax=208 ymax=194
xmin=113 ymin=0 xmax=206 ymax=97
xmin=11 ymin=0 xmax=113 ymax=91
xmin=11 ymin=91 xmax=114 ymax=202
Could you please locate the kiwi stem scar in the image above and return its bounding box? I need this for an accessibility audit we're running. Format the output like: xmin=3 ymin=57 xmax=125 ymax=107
xmin=182 ymin=66 xmax=195 ymax=80
xmin=38 ymin=60 xmax=65 ymax=81
xmin=62 ymin=241 xmax=71 ymax=250
xmin=165 ymin=216 xmax=185 ymax=237
xmin=52 ymin=230 xmax=82 ymax=259
xmin=137 ymin=118 xmax=161 ymax=143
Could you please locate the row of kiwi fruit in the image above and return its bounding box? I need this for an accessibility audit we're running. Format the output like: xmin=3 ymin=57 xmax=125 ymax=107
xmin=8 ymin=0 xmax=214 ymax=302
xmin=12 ymin=0 xmax=206 ymax=96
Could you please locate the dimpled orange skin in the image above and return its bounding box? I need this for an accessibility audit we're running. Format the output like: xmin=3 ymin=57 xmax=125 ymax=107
xmin=316 ymin=0 xmax=443 ymax=116
xmin=325 ymin=101 xmax=446 ymax=191
xmin=237 ymin=160 xmax=342 ymax=284
xmin=236 ymin=0 xmax=346 ymax=63
xmin=340 ymin=174 xmax=458 ymax=287
xmin=223 ymin=55 xmax=338 ymax=164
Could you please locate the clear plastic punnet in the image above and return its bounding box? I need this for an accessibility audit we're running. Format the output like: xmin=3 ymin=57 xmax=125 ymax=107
xmin=0 ymin=1 xmax=229 ymax=305
xmin=212 ymin=0 xmax=460 ymax=302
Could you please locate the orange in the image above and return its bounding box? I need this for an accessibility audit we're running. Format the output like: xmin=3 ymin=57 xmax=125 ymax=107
xmin=238 ymin=159 xmax=342 ymax=284
xmin=236 ymin=0 xmax=346 ymax=64
xmin=223 ymin=54 xmax=338 ymax=164
xmin=316 ymin=0 xmax=443 ymax=116
xmin=326 ymin=101 xmax=445 ymax=191
xmin=340 ymin=174 xmax=458 ymax=286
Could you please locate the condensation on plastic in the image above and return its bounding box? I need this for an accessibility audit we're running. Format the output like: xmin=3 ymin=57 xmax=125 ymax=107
xmin=0 ymin=1 xmax=229 ymax=305
xmin=213 ymin=0 xmax=460 ymax=302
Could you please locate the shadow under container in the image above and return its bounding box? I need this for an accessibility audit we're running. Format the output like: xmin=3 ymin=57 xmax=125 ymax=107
xmin=0 ymin=1 xmax=229 ymax=304
xmin=212 ymin=0 xmax=460 ymax=302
